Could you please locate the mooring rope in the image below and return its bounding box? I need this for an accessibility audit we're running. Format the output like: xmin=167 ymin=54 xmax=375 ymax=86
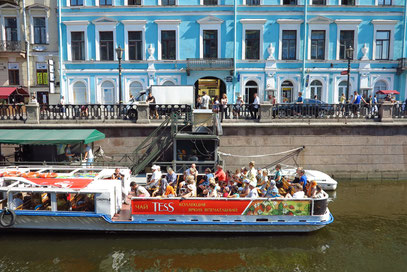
xmin=218 ymin=146 xmax=304 ymax=158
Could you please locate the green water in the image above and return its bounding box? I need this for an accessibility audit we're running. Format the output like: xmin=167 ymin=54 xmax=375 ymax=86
xmin=0 ymin=180 xmax=406 ymax=272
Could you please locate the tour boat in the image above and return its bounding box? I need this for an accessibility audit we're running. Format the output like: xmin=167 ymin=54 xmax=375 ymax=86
xmin=0 ymin=167 xmax=333 ymax=233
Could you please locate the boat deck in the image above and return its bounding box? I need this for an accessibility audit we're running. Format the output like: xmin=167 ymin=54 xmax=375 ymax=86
xmin=112 ymin=196 xmax=132 ymax=222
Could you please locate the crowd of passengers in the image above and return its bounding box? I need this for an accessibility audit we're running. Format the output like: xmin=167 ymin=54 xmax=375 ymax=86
xmin=129 ymin=162 xmax=326 ymax=199
xmin=9 ymin=192 xmax=95 ymax=212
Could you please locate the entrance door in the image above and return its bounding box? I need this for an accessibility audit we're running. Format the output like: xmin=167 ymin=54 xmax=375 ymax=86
xmin=245 ymin=81 xmax=258 ymax=104
xmin=281 ymin=81 xmax=294 ymax=103
xmin=310 ymin=80 xmax=322 ymax=101
xmin=37 ymin=91 xmax=49 ymax=105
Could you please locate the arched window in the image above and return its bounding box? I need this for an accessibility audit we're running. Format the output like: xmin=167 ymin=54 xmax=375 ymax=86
xmin=101 ymin=81 xmax=115 ymax=104
xmin=245 ymin=81 xmax=258 ymax=103
xmin=310 ymin=80 xmax=322 ymax=101
xmin=338 ymin=81 xmax=349 ymax=103
xmin=129 ymin=81 xmax=144 ymax=101
xmin=162 ymin=81 xmax=175 ymax=86
xmin=281 ymin=81 xmax=294 ymax=103
xmin=73 ymin=81 xmax=87 ymax=104
xmin=374 ymin=80 xmax=388 ymax=93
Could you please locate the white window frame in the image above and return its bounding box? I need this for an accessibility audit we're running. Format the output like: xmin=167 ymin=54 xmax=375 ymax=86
xmin=1 ymin=16 xmax=20 ymax=42
xmin=372 ymin=20 xmax=397 ymax=61
xmin=308 ymin=17 xmax=332 ymax=60
xmin=155 ymin=20 xmax=181 ymax=61
xmin=96 ymin=77 xmax=119 ymax=104
xmin=277 ymin=19 xmax=302 ymax=61
xmin=335 ymin=19 xmax=361 ymax=60
xmin=122 ymin=20 xmax=146 ymax=61
xmin=126 ymin=76 xmax=147 ymax=102
xmin=125 ymin=0 xmax=144 ymax=5
xmin=244 ymin=0 xmax=264 ymax=5
xmin=241 ymin=19 xmax=266 ymax=61
xmin=64 ymin=21 xmax=89 ymax=61
xmin=66 ymin=0 xmax=86 ymax=7
xmin=198 ymin=16 xmax=224 ymax=59
xmin=95 ymin=0 xmax=115 ymax=6
xmin=69 ymin=78 xmax=91 ymax=104
xmin=375 ymin=0 xmax=392 ymax=6
xmin=158 ymin=0 xmax=179 ymax=5
xmin=30 ymin=15 xmax=49 ymax=45
xmin=93 ymin=19 xmax=118 ymax=61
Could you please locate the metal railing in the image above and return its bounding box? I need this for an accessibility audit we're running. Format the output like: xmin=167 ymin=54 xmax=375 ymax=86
xmin=151 ymin=104 xmax=192 ymax=122
xmin=0 ymin=104 xmax=27 ymax=121
xmin=0 ymin=41 xmax=24 ymax=52
xmin=39 ymin=104 xmax=136 ymax=121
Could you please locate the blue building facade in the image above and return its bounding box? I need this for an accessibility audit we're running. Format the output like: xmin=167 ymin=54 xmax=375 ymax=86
xmin=58 ymin=0 xmax=407 ymax=105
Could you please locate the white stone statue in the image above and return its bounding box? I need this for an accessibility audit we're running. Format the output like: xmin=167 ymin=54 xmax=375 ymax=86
xmin=267 ymin=43 xmax=275 ymax=61
xmin=148 ymin=44 xmax=155 ymax=61
xmin=361 ymin=43 xmax=369 ymax=61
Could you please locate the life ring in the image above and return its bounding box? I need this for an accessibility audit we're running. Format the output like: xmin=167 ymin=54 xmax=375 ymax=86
xmin=39 ymin=173 xmax=58 ymax=179
xmin=2 ymin=171 xmax=22 ymax=177
xmin=21 ymin=172 xmax=40 ymax=178
xmin=0 ymin=208 xmax=16 ymax=228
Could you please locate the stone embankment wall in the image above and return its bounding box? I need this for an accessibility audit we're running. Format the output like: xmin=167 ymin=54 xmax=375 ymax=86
xmin=2 ymin=122 xmax=407 ymax=180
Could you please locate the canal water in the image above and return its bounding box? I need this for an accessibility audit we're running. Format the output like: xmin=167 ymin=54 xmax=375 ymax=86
xmin=0 ymin=180 xmax=406 ymax=272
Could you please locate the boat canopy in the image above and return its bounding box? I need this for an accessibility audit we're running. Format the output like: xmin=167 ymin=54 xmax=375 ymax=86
xmin=0 ymin=129 xmax=105 ymax=145
xmin=376 ymin=90 xmax=400 ymax=95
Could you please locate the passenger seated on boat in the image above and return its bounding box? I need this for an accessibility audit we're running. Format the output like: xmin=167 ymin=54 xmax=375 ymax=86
xmin=166 ymin=167 xmax=177 ymax=188
xmin=222 ymin=186 xmax=230 ymax=197
xmin=198 ymin=168 xmax=214 ymax=192
xmin=184 ymin=163 xmax=198 ymax=181
xmin=111 ymin=168 xmax=124 ymax=180
xmin=239 ymin=179 xmax=251 ymax=197
xmin=227 ymin=185 xmax=240 ymax=198
xmin=10 ymin=193 xmax=23 ymax=210
xmin=292 ymin=184 xmax=306 ymax=199
xmin=152 ymin=178 xmax=176 ymax=198
xmin=178 ymin=175 xmax=195 ymax=196
xmin=240 ymin=167 xmax=248 ymax=180
xmin=72 ymin=194 xmax=94 ymax=211
xmin=306 ymin=180 xmax=318 ymax=198
xmin=145 ymin=165 xmax=161 ymax=190
xmin=130 ymin=182 xmax=150 ymax=197
xmin=258 ymin=169 xmax=268 ymax=193
xmin=274 ymin=164 xmax=283 ymax=188
xmin=268 ymin=187 xmax=282 ymax=198
xmin=246 ymin=181 xmax=259 ymax=198
xmin=314 ymin=185 xmax=325 ymax=199
xmin=181 ymin=184 xmax=196 ymax=198
xmin=56 ymin=194 xmax=69 ymax=211
xmin=232 ymin=169 xmax=243 ymax=186
xmin=292 ymin=167 xmax=303 ymax=184
xmin=203 ymin=179 xmax=220 ymax=197
xmin=214 ymin=164 xmax=226 ymax=184
xmin=263 ymin=180 xmax=277 ymax=197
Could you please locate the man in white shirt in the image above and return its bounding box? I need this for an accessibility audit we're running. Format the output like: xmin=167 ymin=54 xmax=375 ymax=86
xmin=146 ymin=165 xmax=161 ymax=189
xmin=84 ymin=145 xmax=94 ymax=166
xmin=201 ymin=91 xmax=211 ymax=109
xmin=292 ymin=183 xmax=305 ymax=199
xmin=185 ymin=163 xmax=198 ymax=180
xmin=247 ymin=181 xmax=259 ymax=198
xmin=130 ymin=182 xmax=150 ymax=197
xmin=251 ymin=93 xmax=260 ymax=119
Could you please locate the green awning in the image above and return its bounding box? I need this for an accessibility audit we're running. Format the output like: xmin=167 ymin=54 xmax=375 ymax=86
xmin=0 ymin=129 xmax=105 ymax=145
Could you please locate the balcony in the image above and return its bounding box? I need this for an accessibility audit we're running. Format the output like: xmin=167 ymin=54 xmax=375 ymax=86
xmin=186 ymin=58 xmax=234 ymax=75
xmin=0 ymin=41 xmax=24 ymax=53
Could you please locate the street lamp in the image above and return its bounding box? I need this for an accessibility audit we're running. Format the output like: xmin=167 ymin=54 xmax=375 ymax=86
xmin=115 ymin=46 xmax=124 ymax=117
xmin=346 ymin=46 xmax=354 ymax=103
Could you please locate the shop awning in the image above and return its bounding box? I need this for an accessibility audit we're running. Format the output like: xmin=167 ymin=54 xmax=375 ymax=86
xmin=0 ymin=129 xmax=105 ymax=145
xmin=376 ymin=90 xmax=400 ymax=95
xmin=0 ymin=87 xmax=29 ymax=99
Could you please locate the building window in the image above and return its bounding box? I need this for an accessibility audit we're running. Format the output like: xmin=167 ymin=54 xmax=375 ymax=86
xmin=338 ymin=81 xmax=348 ymax=102
xmin=5 ymin=17 xmax=18 ymax=41
xmin=203 ymin=30 xmax=218 ymax=59
xmin=100 ymin=31 xmax=114 ymax=61
xmin=36 ymin=63 xmax=48 ymax=86
xmin=162 ymin=0 xmax=175 ymax=5
xmin=312 ymin=0 xmax=326 ymax=4
xmin=73 ymin=81 xmax=87 ymax=104
xmin=71 ymin=32 xmax=85 ymax=61
xmin=8 ymin=63 xmax=19 ymax=85
xmin=128 ymin=0 xmax=141 ymax=4
xmin=282 ymin=30 xmax=296 ymax=60
xmin=378 ymin=0 xmax=391 ymax=5
xmin=247 ymin=0 xmax=260 ymax=5
xmin=283 ymin=0 xmax=297 ymax=4
xmin=339 ymin=30 xmax=354 ymax=60
xmin=33 ymin=17 xmax=47 ymax=44
xmin=310 ymin=80 xmax=322 ymax=101
xmin=281 ymin=81 xmax=293 ymax=103
xmin=375 ymin=30 xmax=390 ymax=60
xmin=245 ymin=81 xmax=258 ymax=104
xmin=100 ymin=0 xmax=112 ymax=5
xmin=128 ymin=31 xmax=142 ymax=60
xmin=161 ymin=30 xmax=176 ymax=60
xmin=311 ymin=30 xmax=325 ymax=60
xmin=374 ymin=80 xmax=388 ymax=92
xmin=341 ymin=0 xmax=355 ymax=5
xmin=130 ymin=81 xmax=144 ymax=98
xmin=70 ymin=0 xmax=83 ymax=6
xmin=245 ymin=30 xmax=260 ymax=60
xmin=162 ymin=81 xmax=175 ymax=86
xmin=203 ymin=0 xmax=218 ymax=5
xmin=101 ymin=81 xmax=115 ymax=104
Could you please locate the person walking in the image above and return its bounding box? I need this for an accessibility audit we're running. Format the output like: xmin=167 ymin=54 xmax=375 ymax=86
xmin=250 ymin=93 xmax=260 ymax=119
xmin=201 ymin=91 xmax=211 ymax=109
xmin=220 ymin=93 xmax=228 ymax=120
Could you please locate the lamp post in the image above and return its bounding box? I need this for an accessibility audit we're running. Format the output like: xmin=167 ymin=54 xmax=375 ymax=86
xmin=115 ymin=46 xmax=124 ymax=117
xmin=346 ymin=46 xmax=354 ymax=103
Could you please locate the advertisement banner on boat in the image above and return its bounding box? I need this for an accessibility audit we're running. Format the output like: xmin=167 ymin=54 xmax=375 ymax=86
xmin=131 ymin=199 xmax=311 ymax=216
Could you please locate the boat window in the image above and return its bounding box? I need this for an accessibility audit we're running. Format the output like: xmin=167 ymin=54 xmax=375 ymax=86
xmin=56 ymin=193 xmax=95 ymax=212
xmin=17 ymin=192 xmax=51 ymax=211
